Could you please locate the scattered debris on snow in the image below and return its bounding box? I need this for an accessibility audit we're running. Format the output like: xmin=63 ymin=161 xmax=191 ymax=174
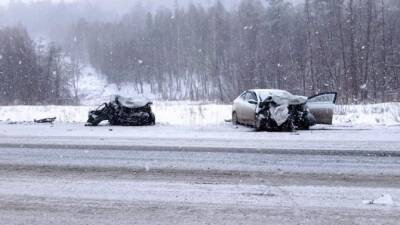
xmin=363 ymin=194 xmax=395 ymax=206
xmin=34 ymin=117 xmax=57 ymax=124
xmin=145 ymin=164 xmax=150 ymax=172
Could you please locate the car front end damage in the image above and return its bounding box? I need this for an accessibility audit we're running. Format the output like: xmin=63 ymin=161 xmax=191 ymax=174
xmin=255 ymin=96 xmax=317 ymax=131
xmin=86 ymin=95 xmax=156 ymax=126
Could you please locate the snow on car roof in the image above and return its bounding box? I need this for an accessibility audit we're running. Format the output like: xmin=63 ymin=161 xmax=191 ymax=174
xmin=114 ymin=95 xmax=153 ymax=108
xmin=251 ymin=89 xmax=292 ymax=99
xmin=250 ymin=89 xmax=307 ymax=105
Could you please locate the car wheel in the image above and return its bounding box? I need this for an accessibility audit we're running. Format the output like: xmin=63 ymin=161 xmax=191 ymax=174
xmin=298 ymin=112 xmax=314 ymax=130
xmin=149 ymin=112 xmax=156 ymax=125
xmin=281 ymin=116 xmax=295 ymax=132
xmin=232 ymin=112 xmax=239 ymax=125
xmin=255 ymin=118 xmax=265 ymax=131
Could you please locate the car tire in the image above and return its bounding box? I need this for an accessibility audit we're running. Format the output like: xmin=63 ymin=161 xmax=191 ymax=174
xmin=281 ymin=116 xmax=295 ymax=132
xmin=255 ymin=118 xmax=265 ymax=132
xmin=298 ymin=112 xmax=314 ymax=130
xmin=149 ymin=112 xmax=156 ymax=125
xmin=232 ymin=112 xmax=239 ymax=125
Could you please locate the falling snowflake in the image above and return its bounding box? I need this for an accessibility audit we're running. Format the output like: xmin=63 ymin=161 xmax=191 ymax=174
xmin=360 ymin=84 xmax=367 ymax=89
xmin=138 ymin=59 xmax=143 ymax=64
xmin=0 ymin=54 xmax=3 ymax=60
xmin=18 ymin=61 xmax=22 ymax=65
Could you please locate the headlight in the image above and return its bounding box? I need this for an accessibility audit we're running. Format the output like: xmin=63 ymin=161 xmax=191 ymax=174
xmin=257 ymin=114 xmax=266 ymax=119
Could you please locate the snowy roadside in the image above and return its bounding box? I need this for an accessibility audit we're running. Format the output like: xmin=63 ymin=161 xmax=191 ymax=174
xmin=334 ymin=102 xmax=400 ymax=126
xmin=0 ymin=102 xmax=399 ymax=127
xmin=0 ymin=102 xmax=231 ymax=126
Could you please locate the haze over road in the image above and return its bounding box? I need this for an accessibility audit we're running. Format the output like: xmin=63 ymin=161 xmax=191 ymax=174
xmin=0 ymin=123 xmax=399 ymax=224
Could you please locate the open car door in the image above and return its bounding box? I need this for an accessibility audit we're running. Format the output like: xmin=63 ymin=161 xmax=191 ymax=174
xmin=306 ymin=92 xmax=337 ymax=125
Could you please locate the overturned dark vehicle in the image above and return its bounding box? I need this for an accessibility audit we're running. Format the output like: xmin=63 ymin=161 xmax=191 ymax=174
xmin=232 ymin=89 xmax=337 ymax=131
xmin=86 ymin=95 xmax=156 ymax=126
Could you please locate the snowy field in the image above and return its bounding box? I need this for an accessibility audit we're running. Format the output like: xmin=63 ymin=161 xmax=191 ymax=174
xmin=0 ymin=102 xmax=399 ymax=127
xmin=0 ymin=67 xmax=393 ymax=127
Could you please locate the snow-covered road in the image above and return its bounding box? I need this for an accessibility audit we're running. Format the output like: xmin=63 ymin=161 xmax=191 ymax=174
xmin=0 ymin=123 xmax=399 ymax=224
xmin=0 ymin=123 xmax=400 ymax=154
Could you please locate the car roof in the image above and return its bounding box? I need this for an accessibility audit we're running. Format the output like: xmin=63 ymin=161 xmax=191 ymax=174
xmin=248 ymin=89 xmax=292 ymax=95
xmin=247 ymin=89 xmax=308 ymax=105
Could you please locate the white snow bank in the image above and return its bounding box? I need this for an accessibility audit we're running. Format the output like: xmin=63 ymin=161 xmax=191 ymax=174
xmin=363 ymin=194 xmax=396 ymax=206
xmin=0 ymin=102 xmax=399 ymax=126
xmin=0 ymin=106 xmax=90 ymax=124
xmin=154 ymin=102 xmax=231 ymax=126
xmin=334 ymin=103 xmax=400 ymax=126
xmin=0 ymin=102 xmax=231 ymax=126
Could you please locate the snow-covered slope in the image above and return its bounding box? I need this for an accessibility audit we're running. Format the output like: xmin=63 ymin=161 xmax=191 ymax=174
xmin=76 ymin=67 xmax=159 ymax=105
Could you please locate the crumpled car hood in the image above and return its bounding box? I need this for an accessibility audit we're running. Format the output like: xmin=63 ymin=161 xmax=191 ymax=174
xmin=115 ymin=95 xmax=152 ymax=109
xmin=256 ymin=89 xmax=307 ymax=105
xmin=86 ymin=95 xmax=155 ymax=126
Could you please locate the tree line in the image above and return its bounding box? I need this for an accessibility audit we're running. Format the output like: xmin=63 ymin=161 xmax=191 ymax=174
xmin=0 ymin=26 xmax=73 ymax=105
xmin=1 ymin=0 xmax=400 ymax=105
xmin=71 ymin=0 xmax=400 ymax=103
xmin=68 ymin=0 xmax=400 ymax=103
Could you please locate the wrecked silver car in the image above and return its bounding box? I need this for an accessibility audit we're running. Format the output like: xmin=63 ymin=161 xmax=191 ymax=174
xmin=232 ymin=89 xmax=337 ymax=131
xmin=86 ymin=95 xmax=156 ymax=126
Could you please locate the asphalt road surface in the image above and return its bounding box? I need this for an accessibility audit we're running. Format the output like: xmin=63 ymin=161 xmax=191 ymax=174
xmin=0 ymin=124 xmax=399 ymax=225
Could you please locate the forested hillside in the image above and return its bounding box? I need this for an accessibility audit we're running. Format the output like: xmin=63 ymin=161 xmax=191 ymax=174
xmin=0 ymin=26 xmax=71 ymax=105
xmin=68 ymin=0 xmax=400 ymax=103
xmin=1 ymin=0 xmax=400 ymax=104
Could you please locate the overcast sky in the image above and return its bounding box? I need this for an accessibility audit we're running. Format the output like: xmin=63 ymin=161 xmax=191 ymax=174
xmin=0 ymin=0 xmax=303 ymax=7
xmin=0 ymin=0 xmax=72 ymax=6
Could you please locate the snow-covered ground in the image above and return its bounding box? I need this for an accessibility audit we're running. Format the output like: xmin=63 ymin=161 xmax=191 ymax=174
xmin=0 ymin=69 xmax=399 ymax=225
xmin=0 ymin=67 xmax=399 ymax=126
xmin=0 ymin=102 xmax=399 ymax=126
xmin=335 ymin=103 xmax=400 ymax=126
xmin=0 ymin=102 xmax=230 ymax=126
xmin=77 ymin=67 xmax=160 ymax=105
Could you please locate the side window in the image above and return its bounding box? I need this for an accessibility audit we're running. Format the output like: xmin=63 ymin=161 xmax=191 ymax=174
xmin=248 ymin=92 xmax=257 ymax=102
xmin=308 ymin=92 xmax=337 ymax=104
xmin=240 ymin=92 xmax=247 ymax=100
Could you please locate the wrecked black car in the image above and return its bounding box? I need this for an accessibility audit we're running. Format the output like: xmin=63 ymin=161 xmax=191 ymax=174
xmin=232 ymin=89 xmax=337 ymax=131
xmin=86 ymin=95 xmax=156 ymax=126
